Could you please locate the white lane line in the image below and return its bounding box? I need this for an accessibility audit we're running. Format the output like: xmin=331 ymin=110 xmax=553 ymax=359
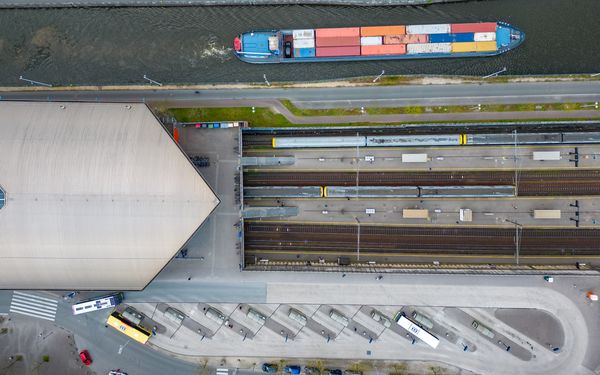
xmin=9 ymin=305 xmax=56 ymax=319
xmin=13 ymin=291 xmax=59 ymax=304
xmin=9 ymin=292 xmax=58 ymax=321
xmin=11 ymin=296 xmax=58 ymax=310
xmin=9 ymin=301 xmax=57 ymax=315
xmin=9 ymin=308 xmax=55 ymax=321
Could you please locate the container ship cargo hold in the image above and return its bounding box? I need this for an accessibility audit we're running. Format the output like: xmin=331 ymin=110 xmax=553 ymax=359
xmin=233 ymin=22 xmax=524 ymax=64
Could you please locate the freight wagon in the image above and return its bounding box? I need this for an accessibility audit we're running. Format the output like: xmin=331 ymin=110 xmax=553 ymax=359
xmin=271 ymin=132 xmax=600 ymax=149
xmin=234 ymin=22 xmax=524 ymax=64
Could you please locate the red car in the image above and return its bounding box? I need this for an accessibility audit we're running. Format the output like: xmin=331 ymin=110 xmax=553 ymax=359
xmin=79 ymin=350 xmax=92 ymax=365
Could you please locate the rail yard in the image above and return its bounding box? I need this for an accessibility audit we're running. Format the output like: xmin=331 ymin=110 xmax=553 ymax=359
xmin=240 ymin=122 xmax=600 ymax=270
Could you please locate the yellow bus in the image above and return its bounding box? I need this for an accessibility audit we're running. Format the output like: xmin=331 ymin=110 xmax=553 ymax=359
xmin=107 ymin=311 xmax=152 ymax=344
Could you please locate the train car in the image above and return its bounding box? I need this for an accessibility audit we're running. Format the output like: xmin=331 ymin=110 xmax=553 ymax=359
xmin=272 ymin=136 xmax=365 ymax=148
xmin=561 ymin=132 xmax=600 ymax=144
xmin=325 ymin=186 xmax=419 ymax=198
xmin=467 ymin=132 xmax=562 ymax=145
xmin=366 ymin=134 xmax=462 ymax=147
xmin=419 ymin=185 xmax=515 ymax=197
xmin=244 ymin=186 xmax=323 ymax=198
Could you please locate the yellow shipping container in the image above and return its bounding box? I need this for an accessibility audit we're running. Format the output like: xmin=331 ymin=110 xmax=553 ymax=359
xmin=451 ymin=41 xmax=497 ymax=53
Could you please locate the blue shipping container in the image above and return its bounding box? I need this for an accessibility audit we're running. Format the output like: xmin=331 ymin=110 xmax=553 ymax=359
xmin=429 ymin=33 xmax=475 ymax=43
xmin=294 ymin=48 xmax=316 ymax=58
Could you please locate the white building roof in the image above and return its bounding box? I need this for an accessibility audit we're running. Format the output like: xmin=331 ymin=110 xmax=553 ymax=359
xmin=0 ymin=102 xmax=219 ymax=290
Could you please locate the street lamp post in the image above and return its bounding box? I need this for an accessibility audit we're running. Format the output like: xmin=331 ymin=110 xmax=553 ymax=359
xmin=143 ymin=74 xmax=162 ymax=86
xmin=19 ymin=75 xmax=52 ymax=87
xmin=355 ymin=132 xmax=360 ymax=200
xmin=504 ymin=218 xmax=522 ymax=265
xmin=354 ymin=217 xmax=361 ymax=262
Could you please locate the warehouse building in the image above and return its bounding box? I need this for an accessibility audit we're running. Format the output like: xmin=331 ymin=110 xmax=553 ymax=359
xmin=0 ymin=102 xmax=219 ymax=290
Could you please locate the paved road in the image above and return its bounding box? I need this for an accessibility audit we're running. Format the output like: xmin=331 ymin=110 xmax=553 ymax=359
xmin=1 ymin=271 xmax=598 ymax=375
xmin=2 ymin=81 xmax=600 ymax=108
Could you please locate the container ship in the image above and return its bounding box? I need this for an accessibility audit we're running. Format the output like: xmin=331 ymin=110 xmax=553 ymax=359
xmin=233 ymin=22 xmax=524 ymax=64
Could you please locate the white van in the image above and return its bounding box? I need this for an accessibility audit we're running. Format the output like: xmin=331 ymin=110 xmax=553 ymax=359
xmin=205 ymin=307 xmax=226 ymax=324
xmin=247 ymin=308 xmax=267 ymax=323
xmin=288 ymin=308 xmax=307 ymax=326
xmin=329 ymin=309 xmax=349 ymax=326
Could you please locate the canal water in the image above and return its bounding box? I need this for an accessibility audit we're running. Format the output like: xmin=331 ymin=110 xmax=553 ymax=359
xmin=0 ymin=0 xmax=599 ymax=85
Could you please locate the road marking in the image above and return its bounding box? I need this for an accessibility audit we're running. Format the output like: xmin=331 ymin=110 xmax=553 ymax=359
xmin=9 ymin=292 xmax=58 ymax=322
xmin=216 ymin=368 xmax=229 ymax=375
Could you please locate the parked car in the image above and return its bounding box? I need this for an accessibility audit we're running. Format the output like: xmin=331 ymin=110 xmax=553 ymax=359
xmin=262 ymin=363 xmax=278 ymax=373
xmin=323 ymin=369 xmax=342 ymax=375
xmin=304 ymin=367 xmax=320 ymax=375
xmin=285 ymin=365 xmax=302 ymax=374
xmin=79 ymin=350 xmax=92 ymax=365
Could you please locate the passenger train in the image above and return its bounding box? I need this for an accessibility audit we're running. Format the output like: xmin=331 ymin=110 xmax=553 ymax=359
xmin=244 ymin=185 xmax=515 ymax=199
xmin=271 ymin=132 xmax=600 ymax=148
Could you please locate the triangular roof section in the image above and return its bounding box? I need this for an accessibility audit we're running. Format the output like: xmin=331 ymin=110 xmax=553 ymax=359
xmin=0 ymin=102 xmax=219 ymax=290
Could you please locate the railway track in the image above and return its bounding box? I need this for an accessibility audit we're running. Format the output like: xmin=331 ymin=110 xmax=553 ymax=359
xmin=244 ymin=223 xmax=600 ymax=257
xmin=241 ymin=122 xmax=600 ymax=148
xmin=244 ymin=170 xmax=600 ymax=195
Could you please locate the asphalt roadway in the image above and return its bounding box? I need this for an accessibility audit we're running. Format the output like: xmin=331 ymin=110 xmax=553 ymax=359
xmin=2 ymin=81 xmax=600 ymax=108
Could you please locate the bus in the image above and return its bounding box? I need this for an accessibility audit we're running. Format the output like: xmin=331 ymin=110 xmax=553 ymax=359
xmin=247 ymin=308 xmax=267 ymax=324
xmin=397 ymin=314 xmax=439 ymax=349
xmin=106 ymin=311 xmax=152 ymax=345
xmin=71 ymin=293 xmax=124 ymax=315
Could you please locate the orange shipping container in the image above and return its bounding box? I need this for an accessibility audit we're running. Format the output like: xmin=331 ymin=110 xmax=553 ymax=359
xmin=315 ymin=27 xmax=360 ymax=38
xmin=361 ymin=44 xmax=407 ymax=56
xmin=384 ymin=34 xmax=428 ymax=44
xmin=360 ymin=25 xmax=406 ymax=37
xmin=316 ymin=36 xmax=360 ymax=47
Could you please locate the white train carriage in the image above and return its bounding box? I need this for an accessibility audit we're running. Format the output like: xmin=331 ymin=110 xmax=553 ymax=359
xmin=272 ymin=136 xmax=365 ymax=148
xmin=366 ymin=134 xmax=462 ymax=147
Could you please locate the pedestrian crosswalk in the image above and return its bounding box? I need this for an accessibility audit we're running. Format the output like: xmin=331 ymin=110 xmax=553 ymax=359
xmin=9 ymin=291 xmax=58 ymax=322
xmin=216 ymin=368 xmax=229 ymax=375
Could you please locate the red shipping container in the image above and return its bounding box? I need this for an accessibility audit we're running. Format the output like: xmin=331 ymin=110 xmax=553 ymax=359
xmin=451 ymin=22 xmax=497 ymax=33
xmin=361 ymin=44 xmax=406 ymax=55
xmin=315 ymin=27 xmax=360 ymax=38
xmin=316 ymin=36 xmax=360 ymax=47
xmin=384 ymin=34 xmax=428 ymax=44
xmin=316 ymin=46 xmax=361 ymax=57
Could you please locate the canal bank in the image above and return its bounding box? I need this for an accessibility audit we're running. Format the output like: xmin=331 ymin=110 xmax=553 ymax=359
xmin=0 ymin=1 xmax=598 ymax=84
xmin=0 ymin=0 xmax=463 ymax=9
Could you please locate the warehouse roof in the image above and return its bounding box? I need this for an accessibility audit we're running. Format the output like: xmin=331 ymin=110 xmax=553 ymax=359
xmin=0 ymin=102 xmax=219 ymax=290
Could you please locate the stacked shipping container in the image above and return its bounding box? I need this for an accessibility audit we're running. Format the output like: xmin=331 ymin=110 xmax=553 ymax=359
xmin=315 ymin=27 xmax=361 ymax=57
xmin=292 ymin=29 xmax=315 ymax=58
xmin=359 ymin=25 xmax=407 ymax=56
xmin=288 ymin=22 xmax=498 ymax=59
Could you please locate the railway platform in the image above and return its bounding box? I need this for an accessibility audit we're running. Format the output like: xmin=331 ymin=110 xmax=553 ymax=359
xmin=244 ymin=145 xmax=600 ymax=171
xmin=244 ymin=197 xmax=600 ymax=228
